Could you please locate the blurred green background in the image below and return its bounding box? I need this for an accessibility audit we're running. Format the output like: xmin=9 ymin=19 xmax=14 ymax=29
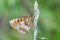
xmin=0 ymin=0 xmax=59 ymax=40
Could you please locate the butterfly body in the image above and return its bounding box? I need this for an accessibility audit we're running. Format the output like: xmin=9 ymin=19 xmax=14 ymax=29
xmin=9 ymin=16 xmax=33 ymax=34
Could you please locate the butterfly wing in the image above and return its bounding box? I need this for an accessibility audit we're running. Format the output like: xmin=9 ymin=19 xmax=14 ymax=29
xmin=9 ymin=16 xmax=33 ymax=34
xmin=9 ymin=19 xmax=18 ymax=30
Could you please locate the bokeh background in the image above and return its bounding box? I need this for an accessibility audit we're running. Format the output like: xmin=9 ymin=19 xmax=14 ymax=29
xmin=0 ymin=0 xmax=59 ymax=40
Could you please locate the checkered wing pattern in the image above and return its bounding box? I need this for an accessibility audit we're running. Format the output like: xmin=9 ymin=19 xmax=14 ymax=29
xmin=9 ymin=16 xmax=33 ymax=34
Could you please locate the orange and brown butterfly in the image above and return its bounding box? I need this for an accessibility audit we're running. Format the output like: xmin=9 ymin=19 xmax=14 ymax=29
xmin=9 ymin=15 xmax=33 ymax=34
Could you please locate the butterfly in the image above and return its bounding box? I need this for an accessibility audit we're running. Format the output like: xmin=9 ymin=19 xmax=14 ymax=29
xmin=9 ymin=15 xmax=34 ymax=34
